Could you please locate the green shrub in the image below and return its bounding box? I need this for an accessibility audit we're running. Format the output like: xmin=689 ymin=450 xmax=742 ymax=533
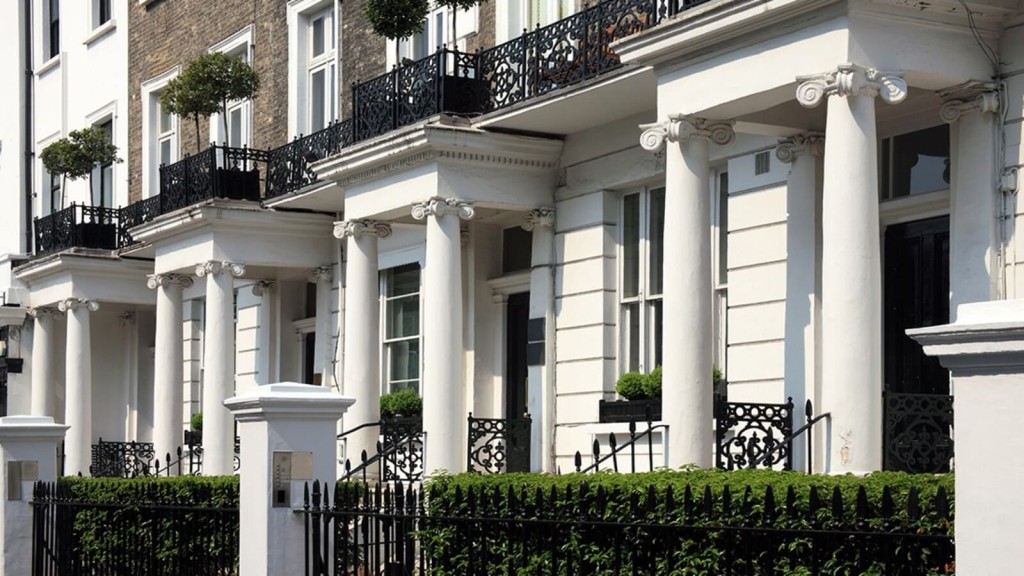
xmin=644 ymin=365 xmax=662 ymax=398
xmin=53 ymin=476 xmax=238 ymax=572
xmin=421 ymin=470 xmax=954 ymax=575
xmin=380 ymin=389 xmax=422 ymax=417
xmin=190 ymin=411 xmax=203 ymax=431
xmin=615 ymin=371 xmax=649 ymax=400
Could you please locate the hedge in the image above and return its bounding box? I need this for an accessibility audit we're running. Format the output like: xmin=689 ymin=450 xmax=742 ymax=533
xmin=419 ymin=469 xmax=954 ymax=575
xmin=41 ymin=476 xmax=239 ymax=573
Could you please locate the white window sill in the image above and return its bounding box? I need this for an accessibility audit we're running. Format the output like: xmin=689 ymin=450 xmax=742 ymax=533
xmin=36 ymin=54 xmax=61 ymax=77
xmin=139 ymin=0 xmax=158 ymax=5
xmin=83 ymin=19 xmax=117 ymax=46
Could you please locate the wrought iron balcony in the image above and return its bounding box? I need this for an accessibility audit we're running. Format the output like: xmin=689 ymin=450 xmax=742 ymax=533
xmin=33 ymin=203 xmax=121 ymax=257
xmin=160 ymin=144 xmax=268 ymax=212
xmin=264 ymin=119 xmax=354 ymax=199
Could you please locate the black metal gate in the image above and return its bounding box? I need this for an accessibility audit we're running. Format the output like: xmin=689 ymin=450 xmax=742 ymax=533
xmin=467 ymin=414 xmax=532 ymax=474
xmin=715 ymin=398 xmax=795 ymax=470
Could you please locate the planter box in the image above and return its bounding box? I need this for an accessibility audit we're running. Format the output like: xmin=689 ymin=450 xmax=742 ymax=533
xmin=441 ymin=76 xmax=488 ymax=116
xmin=76 ymin=222 xmax=117 ymax=250
xmin=599 ymin=398 xmax=662 ymax=424
xmin=215 ymin=168 xmax=261 ymax=202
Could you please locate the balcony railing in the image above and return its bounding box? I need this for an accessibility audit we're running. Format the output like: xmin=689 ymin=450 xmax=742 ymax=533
xmin=41 ymin=0 xmax=703 ymax=257
xmin=33 ymin=204 xmax=121 ymax=257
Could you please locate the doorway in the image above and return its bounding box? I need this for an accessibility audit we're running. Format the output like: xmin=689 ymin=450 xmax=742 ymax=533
xmin=883 ymin=215 xmax=953 ymax=472
xmin=505 ymin=292 xmax=530 ymax=421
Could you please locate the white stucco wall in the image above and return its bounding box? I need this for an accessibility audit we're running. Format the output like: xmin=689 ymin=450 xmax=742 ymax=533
xmin=1000 ymin=24 xmax=1024 ymax=300
xmin=0 ymin=1 xmax=29 ymax=266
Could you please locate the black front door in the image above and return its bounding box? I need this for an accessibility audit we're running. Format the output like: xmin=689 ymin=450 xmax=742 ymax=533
xmin=883 ymin=216 xmax=953 ymax=472
xmin=506 ymin=292 xmax=530 ymax=421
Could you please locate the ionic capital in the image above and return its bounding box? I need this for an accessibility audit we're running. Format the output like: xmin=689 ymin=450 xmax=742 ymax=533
xmin=938 ymin=81 xmax=1000 ymax=123
xmin=460 ymin=227 xmax=470 ymax=247
xmin=333 ymin=219 xmax=393 ymax=240
xmin=308 ymin=266 xmax=334 ymax=284
xmin=522 ymin=208 xmax=556 ymax=231
xmin=58 ymin=298 xmax=99 ymax=313
xmin=119 ymin=312 xmax=137 ymax=326
xmin=776 ymin=133 xmax=825 ymax=164
xmin=146 ymin=273 xmax=194 ymax=290
xmin=251 ymin=280 xmax=278 ymax=297
xmin=796 ymin=64 xmax=907 ymax=108
xmin=28 ymin=306 xmax=62 ymax=319
xmin=639 ymin=115 xmax=735 ymax=153
xmin=411 ymin=197 xmax=475 ymax=221
xmin=195 ymin=261 xmax=246 ymax=278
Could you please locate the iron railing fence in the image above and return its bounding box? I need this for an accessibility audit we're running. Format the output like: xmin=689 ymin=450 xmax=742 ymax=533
xmin=89 ymin=435 xmax=240 ymax=478
xmin=339 ymin=416 xmax=424 ymax=483
xmin=884 ymin=391 xmax=954 ymax=474
xmin=265 ymin=119 xmax=355 ymax=199
xmin=117 ymin=194 xmax=161 ymax=247
xmin=159 ymin=144 xmax=267 ymax=213
xmin=33 ymin=204 xmax=120 ymax=257
xmin=467 ymin=414 xmax=531 ymax=474
xmin=715 ymin=397 xmax=795 ymax=471
xmin=32 ymin=480 xmax=239 ymax=575
xmin=299 ymin=479 xmax=954 ymax=576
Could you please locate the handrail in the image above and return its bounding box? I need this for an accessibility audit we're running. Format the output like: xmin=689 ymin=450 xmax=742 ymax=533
xmin=750 ymin=400 xmax=831 ymax=471
xmin=336 ymin=420 xmax=382 ymax=440
xmin=341 ymin=431 xmax=421 ymax=482
xmin=575 ymin=415 xmax=668 ymax=474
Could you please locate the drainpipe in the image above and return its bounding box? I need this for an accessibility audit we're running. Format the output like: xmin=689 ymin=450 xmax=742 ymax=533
xmin=22 ymin=0 xmax=34 ymax=254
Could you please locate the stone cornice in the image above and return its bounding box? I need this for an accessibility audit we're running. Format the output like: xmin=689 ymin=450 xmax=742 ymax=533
xmin=639 ymin=115 xmax=735 ymax=152
xmin=411 ymin=197 xmax=476 ymax=221
xmin=312 ymin=124 xmax=563 ymax=190
xmin=146 ymin=273 xmax=194 ymax=290
xmin=332 ymin=219 xmax=393 ymax=240
xmin=14 ymin=252 xmax=153 ymax=290
xmin=938 ymin=81 xmax=1000 ymax=123
xmin=796 ymin=64 xmax=907 ymax=108
xmin=776 ymin=133 xmax=825 ymax=163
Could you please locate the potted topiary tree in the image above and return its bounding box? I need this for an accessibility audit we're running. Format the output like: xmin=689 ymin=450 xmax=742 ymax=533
xmin=39 ymin=127 xmax=122 ymax=248
xmin=599 ymin=370 xmax=663 ymax=423
xmin=160 ymin=52 xmax=262 ymax=201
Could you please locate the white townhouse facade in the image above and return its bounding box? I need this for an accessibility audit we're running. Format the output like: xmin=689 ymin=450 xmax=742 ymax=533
xmin=0 ymin=0 xmax=1021 ymax=478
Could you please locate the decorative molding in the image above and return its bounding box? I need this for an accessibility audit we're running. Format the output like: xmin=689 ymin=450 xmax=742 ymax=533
xmin=776 ymin=133 xmax=825 ymax=164
xmin=195 ymin=261 xmax=246 ymax=278
xmin=146 ymin=273 xmax=194 ymax=290
xmin=57 ymin=298 xmax=99 ymax=313
xmin=308 ymin=266 xmax=334 ymax=284
xmin=638 ymin=115 xmax=735 ymax=153
xmin=796 ymin=64 xmax=907 ymax=108
xmin=251 ymin=280 xmax=278 ymax=297
xmin=411 ymin=197 xmax=476 ymax=221
xmin=27 ymin=306 xmax=62 ymax=319
xmin=332 ymin=219 xmax=393 ymax=240
xmin=522 ymin=208 xmax=556 ymax=231
xmin=938 ymin=81 xmax=1000 ymax=123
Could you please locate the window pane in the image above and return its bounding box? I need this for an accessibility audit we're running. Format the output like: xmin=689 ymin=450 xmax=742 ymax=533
xmin=435 ymin=12 xmax=444 ymax=45
xmin=229 ymin=108 xmax=242 ymax=148
xmin=387 ymin=295 xmax=420 ymax=339
xmin=622 ymin=194 xmax=640 ymax=298
xmin=389 ymin=340 xmax=420 ymax=385
xmin=650 ymin=299 xmax=662 ymax=369
xmin=159 ymin=138 xmax=172 ymax=166
xmin=329 ymin=65 xmax=336 ymax=123
xmin=648 ymin=188 xmax=665 ymax=296
xmin=623 ymin=302 xmax=640 ymax=372
xmin=414 ymin=21 xmax=429 ymax=59
xmin=101 ymin=164 xmax=113 ymax=207
xmin=312 ymin=16 xmax=325 ymax=57
xmin=387 ymin=264 xmax=420 ymax=297
xmin=718 ymin=172 xmax=729 ymax=284
xmin=311 ymin=69 xmax=325 ymax=132
xmin=99 ymin=0 xmax=110 ymax=25
xmin=890 ymin=125 xmax=950 ymax=197
xmin=502 ymin=226 xmax=532 ymax=273
xmin=159 ymin=105 xmax=172 ymax=134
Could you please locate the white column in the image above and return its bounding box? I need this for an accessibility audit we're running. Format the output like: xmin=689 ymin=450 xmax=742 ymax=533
xmin=797 ymin=64 xmax=907 ymax=474
xmin=640 ymin=116 xmax=735 ymax=468
xmin=226 ymin=383 xmax=354 ymax=576
xmin=58 ymin=297 xmax=99 ymax=476
xmin=941 ymin=84 xmax=1001 ymax=317
xmin=412 ymin=197 xmax=474 ymax=474
xmin=0 ymin=416 xmax=68 ymax=576
xmin=523 ymin=208 xmax=555 ymax=472
xmin=148 ymin=273 xmax=193 ymax=467
xmin=28 ymin=307 xmax=60 ymax=418
xmin=252 ymin=281 xmax=279 ymax=386
xmin=196 ymin=260 xmax=245 ymax=476
xmin=334 ymin=220 xmax=392 ymax=466
xmin=309 ymin=266 xmax=334 ymax=386
xmin=777 ymin=133 xmax=824 ymax=472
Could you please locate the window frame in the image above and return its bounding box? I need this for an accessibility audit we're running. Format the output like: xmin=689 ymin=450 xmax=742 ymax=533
xmin=208 ymin=27 xmax=255 ymax=148
xmin=306 ymin=7 xmax=337 ymax=134
xmin=46 ymin=0 xmax=60 ymax=60
xmin=618 ymin=186 xmax=665 ymax=375
xmin=90 ymin=118 xmax=115 ymax=208
xmin=380 ymin=264 xmax=423 ymax=395
xmin=141 ymin=67 xmax=181 ymax=199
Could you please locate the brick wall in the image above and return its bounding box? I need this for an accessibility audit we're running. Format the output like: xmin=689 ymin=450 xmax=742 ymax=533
xmin=127 ymin=0 xmax=288 ymax=203
xmin=340 ymin=0 xmax=387 ymax=118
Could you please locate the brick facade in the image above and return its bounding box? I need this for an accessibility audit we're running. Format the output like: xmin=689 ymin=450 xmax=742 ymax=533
xmin=340 ymin=0 xmax=387 ymax=118
xmin=127 ymin=0 xmax=288 ymax=203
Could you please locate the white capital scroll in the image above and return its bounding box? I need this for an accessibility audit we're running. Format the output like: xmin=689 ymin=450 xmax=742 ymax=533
xmin=27 ymin=306 xmax=62 ymax=319
xmin=938 ymin=81 xmax=1001 ymax=123
xmin=195 ymin=261 xmax=246 ymax=278
xmin=522 ymin=208 xmax=556 ymax=231
xmin=332 ymin=219 xmax=393 ymax=240
xmin=57 ymin=298 xmax=99 ymax=313
xmin=796 ymin=64 xmax=907 ymax=108
xmin=146 ymin=273 xmax=195 ymax=290
xmin=776 ymin=133 xmax=825 ymax=164
xmin=411 ymin=197 xmax=476 ymax=221
xmin=251 ymin=280 xmax=278 ymax=297
xmin=308 ymin=266 xmax=334 ymax=284
xmin=638 ymin=115 xmax=735 ymax=153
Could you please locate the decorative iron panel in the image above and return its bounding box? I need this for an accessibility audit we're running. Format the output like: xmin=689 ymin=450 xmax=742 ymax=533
xmin=90 ymin=439 xmax=156 ymax=478
xmin=884 ymin=391 xmax=953 ymax=474
xmin=118 ymin=195 xmax=161 ymax=248
xmin=33 ymin=204 xmax=119 ymax=257
xmin=264 ymin=119 xmax=353 ymax=199
xmin=396 ymin=52 xmax=442 ymax=127
xmin=381 ymin=416 xmax=423 ymax=482
xmin=354 ymin=71 xmax=397 ymax=141
xmin=160 ymin=147 xmax=216 ymax=213
xmin=467 ymin=414 xmax=532 ymax=474
xmin=715 ymin=398 xmax=794 ymax=470
xmin=479 ymin=35 xmax=531 ymax=111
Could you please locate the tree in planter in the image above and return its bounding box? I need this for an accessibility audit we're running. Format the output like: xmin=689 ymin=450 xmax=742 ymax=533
xmin=40 ymin=127 xmax=122 ymax=210
xmin=160 ymin=52 xmax=260 ymax=154
xmin=365 ymin=0 xmax=430 ymax=66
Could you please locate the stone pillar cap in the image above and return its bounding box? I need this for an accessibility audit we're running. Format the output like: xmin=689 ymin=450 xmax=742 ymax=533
xmin=225 ymin=382 xmax=355 ymax=422
xmin=0 ymin=416 xmax=70 ymax=440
